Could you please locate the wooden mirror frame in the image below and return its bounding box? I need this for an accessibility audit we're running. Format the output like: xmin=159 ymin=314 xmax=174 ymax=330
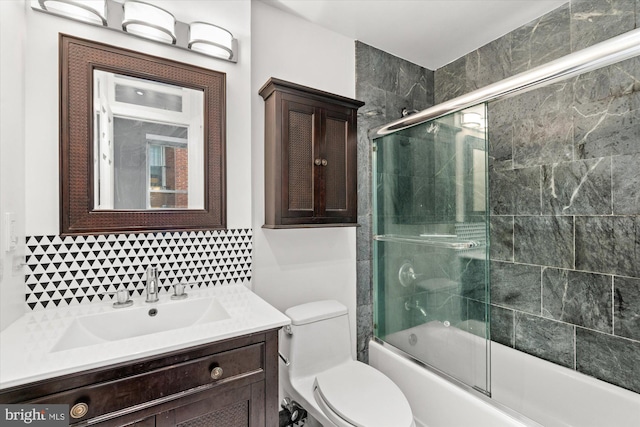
xmin=60 ymin=34 xmax=226 ymax=235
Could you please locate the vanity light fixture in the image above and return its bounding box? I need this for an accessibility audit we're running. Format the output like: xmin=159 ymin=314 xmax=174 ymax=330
xmin=122 ymin=0 xmax=176 ymax=44
xmin=189 ymin=22 xmax=234 ymax=60
xmin=38 ymin=0 xmax=107 ymax=26
xmin=461 ymin=112 xmax=483 ymax=129
xmin=31 ymin=0 xmax=238 ymax=63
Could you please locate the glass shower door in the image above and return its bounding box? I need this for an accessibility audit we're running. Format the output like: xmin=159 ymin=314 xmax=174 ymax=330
xmin=372 ymin=104 xmax=490 ymax=394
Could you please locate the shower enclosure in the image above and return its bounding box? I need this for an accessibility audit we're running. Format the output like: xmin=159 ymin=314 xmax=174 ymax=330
xmin=372 ymin=104 xmax=490 ymax=394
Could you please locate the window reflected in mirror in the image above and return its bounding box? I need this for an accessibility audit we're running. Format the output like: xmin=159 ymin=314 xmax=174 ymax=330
xmin=93 ymin=70 xmax=204 ymax=210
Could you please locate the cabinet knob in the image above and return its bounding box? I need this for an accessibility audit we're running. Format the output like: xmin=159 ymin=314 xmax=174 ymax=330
xmin=321 ymin=159 xmax=328 ymax=166
xmin=210 ymin=366 xmax=224 ymax=380
xmin=70 ymin=402 xmax=89 ymax=419
xmin=314 ymin=158 xmax=322 ymax=166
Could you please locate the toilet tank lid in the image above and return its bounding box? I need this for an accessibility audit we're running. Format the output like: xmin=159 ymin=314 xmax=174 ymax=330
xmin=285 ymin=300 xmax=348 ymax=326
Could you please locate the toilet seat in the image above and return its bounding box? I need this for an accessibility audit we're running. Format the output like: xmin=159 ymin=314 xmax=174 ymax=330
xmin=313 ymin=361 xmax=414 ymax=427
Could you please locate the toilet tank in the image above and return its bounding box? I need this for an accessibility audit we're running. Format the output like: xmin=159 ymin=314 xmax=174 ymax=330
xmin=282 ymin=300 xmax=353 ymax=379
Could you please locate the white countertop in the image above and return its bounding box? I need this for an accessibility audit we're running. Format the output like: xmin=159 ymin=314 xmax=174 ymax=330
xmin=0 ymin=284 xmax=290 ymax=390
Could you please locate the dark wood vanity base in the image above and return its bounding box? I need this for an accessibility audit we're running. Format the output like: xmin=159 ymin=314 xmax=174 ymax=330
xmin=0 ymin=330 xmax=279 ymax=427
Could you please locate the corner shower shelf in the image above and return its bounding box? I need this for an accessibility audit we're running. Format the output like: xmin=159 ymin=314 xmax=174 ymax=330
xmin=373 ymin=234 xmax=481 ymax=249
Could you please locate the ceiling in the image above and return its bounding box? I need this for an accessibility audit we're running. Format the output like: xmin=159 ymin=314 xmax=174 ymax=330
xmin=259 ymin=0 xmax=567 ymax=70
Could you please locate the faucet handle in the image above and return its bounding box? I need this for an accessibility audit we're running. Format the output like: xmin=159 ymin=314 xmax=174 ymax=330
xmin=171 ymin=283 xmax=188 ymax=300
xmin=112 ymin=289 xmax=133 ymax=308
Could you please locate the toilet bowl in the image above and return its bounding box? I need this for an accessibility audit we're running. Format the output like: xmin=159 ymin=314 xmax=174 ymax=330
xmin=280 ymin=300 xmax=415 ymax=427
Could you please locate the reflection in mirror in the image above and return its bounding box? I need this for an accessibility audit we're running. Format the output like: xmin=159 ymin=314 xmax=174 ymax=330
xmin=93 ymin=71 xmax=204 ymax=210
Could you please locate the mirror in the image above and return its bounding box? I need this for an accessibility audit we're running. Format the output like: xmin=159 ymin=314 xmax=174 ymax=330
xmin=60 ymin=35 xmax=226 ymax=235
xmin=93 ymin=71 xmax=204 ymax=210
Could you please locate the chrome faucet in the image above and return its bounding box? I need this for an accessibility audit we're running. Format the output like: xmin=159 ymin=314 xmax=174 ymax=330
xmin=145 ymin=266 xmax=159 ymax=303
xmin=405 ymin=298 xmax=427 ymax=317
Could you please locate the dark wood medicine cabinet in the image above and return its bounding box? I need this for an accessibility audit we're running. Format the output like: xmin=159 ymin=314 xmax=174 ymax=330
xmin=259 ymin=78 xmax=364 ymax=228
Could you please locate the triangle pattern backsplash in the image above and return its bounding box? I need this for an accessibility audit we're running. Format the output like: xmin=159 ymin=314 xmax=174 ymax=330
xmin=25 ymin=229 xmax=252 ymax=310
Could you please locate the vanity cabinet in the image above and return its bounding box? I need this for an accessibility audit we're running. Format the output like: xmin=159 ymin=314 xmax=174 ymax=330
xmin=259 ymin=78 xmax=364 ymax=228
xmin=0 ymin=330 xmax=279 ymax=427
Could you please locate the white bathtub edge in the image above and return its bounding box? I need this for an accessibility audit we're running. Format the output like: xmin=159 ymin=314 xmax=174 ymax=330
xmin=369 ymin=339 xmax=541 ymax=427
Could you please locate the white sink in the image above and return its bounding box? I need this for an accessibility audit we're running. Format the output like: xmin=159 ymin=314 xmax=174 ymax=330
xmin=51 ymin=297 xmax=230 ymax=352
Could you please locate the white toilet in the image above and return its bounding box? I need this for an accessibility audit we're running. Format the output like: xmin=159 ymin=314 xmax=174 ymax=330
xmin=280 ymin=300 xmax=415 ymax=427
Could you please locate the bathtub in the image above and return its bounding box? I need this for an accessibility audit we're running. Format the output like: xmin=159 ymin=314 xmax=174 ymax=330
xmin=369 ymin=322 xmax=640 ymax=427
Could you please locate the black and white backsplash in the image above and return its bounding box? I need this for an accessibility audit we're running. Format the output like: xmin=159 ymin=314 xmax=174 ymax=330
xmin=25 ymin=229 xmax=252 ymax=310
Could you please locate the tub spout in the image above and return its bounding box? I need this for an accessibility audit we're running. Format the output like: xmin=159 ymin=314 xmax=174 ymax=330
xmin=405 ymin=299 xmax=427 ymax=317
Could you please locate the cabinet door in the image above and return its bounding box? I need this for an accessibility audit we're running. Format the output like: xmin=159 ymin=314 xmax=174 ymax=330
xmin=318 ymin=106 xmax=356 ymax=221
xmin=281 ymin=99 xmax=320 ymax=221
xmin=124 ymin=416 xmax=156 ymax=427
xmin=156 ymin=384 xmax=261 ymax=427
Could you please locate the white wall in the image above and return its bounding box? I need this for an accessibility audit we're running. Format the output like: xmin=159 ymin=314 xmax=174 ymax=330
xmin=250 ymin=1 xmax=358 ymax=354
xmin=0 ymin=1 xmax=27 ymax=330
xmin=3 ymin=0 xmax=360 ymax=342
xmin=24 ymin=0 xmax=252 ymax=235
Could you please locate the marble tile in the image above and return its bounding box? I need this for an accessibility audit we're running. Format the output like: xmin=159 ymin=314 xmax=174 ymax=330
xmin=467 ymin=297 xmax=488 ymax=321
xmin=490 ymin=261 xmax=542 ymax=314
xmin=487 ymin=100 xmax=514 ymax=171
xmin=357 ymin=215 xmax=372 ymax=262
xmin=489 ymin=167 xmax=541 ymax=215
xmin=574 ymin=91 xmax=640 ymax=159
xmin=355 ymin=41 xmax=372 ymax=91
xmin=466 ymin=34 xmax=513 ymax=91
xmin=541 ymin=158 xmax=612 ymax=215
xmin=410 ymin=134 xmax=435 ymax=177
xmin=356 ymin=303 xmax=373 ymax=363
xmin=576 ymin=327 xmax=640 ymax=394
xmin=434 ymin=55 xmax=468 ymax=104
xmin=513 ymin=110 xmax=574 ymax=168
xmin=357 ymin=260 xmax=372 ymax=306
xmin=356 ymin=83 xmax=387 ymax=127
xmin=511 ymin=3 xmax=571 ymax=74
xmin=515 ymin=312 xmax=575 ymax=368
xmin=386 ymin=91 xmax=413 ymax=124
xmin=490 ymin=216 xmax=514 ymax=262
xmin=356 ymin=42 xmax=399 ymax=94
xmin=511 ymin=81 xmax=575 ymax=118
xmin=412 ymin=175 xmax=436 ymax=219
xmin=570 ymin=0 xmax=636 ymax=52
xmin=396 ymin=175 xmax=414 ymax=222
xmin=612 ymin=154 xmax=640 ymax=214
xmin=575 ymin=216 xmax=640 ymax=277
xmin=491 ymin=304 xmax=515 ymax=347
xmin=423 ymin=68 xmax=435 ymax=107
xmin=357 ymin=131 xmax=373 ymax=219
xmin=375 ymin=173 xmax=399 ymax=220
xmin=573 ymin=57 xmax=640 ymax=105
xmin=395 ymin=136 xmax=416 ymax=177
xmin=614 ymin=276 xmax=640 ymax=341
xmin=514 ymin=216 xmax=574 ymax=269
xmin=460 ymin=257 xmax=489 ymax=302
xmin=542 ymin=268 xmax=613 ymax=333
xmin=396 ymin=60 xmax=432 ymax=113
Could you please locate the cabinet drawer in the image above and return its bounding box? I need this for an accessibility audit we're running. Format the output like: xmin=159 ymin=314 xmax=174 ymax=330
xmin=31 ymin=343 xmax=264 ymax=423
